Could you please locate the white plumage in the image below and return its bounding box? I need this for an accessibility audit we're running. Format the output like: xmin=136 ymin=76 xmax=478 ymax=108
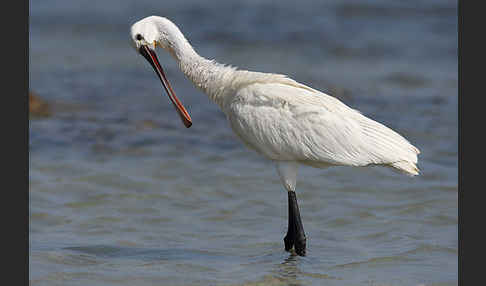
xmin=130 ymin=16 xmax=420 ymax=193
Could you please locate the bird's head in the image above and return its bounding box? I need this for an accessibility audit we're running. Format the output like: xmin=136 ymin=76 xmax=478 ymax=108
xmin=130 ymin=16 xmax=175 ymax=51
xmin=130 ymin=16 xmax=192 ymax=128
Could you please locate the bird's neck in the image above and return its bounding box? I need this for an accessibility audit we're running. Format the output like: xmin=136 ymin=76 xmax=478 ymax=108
xmin=167 ymin=36 xmax=236 ymax=108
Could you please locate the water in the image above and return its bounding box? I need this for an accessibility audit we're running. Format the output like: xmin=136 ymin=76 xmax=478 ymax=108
xmin=29 ymin=0 xmax=458 ymax=285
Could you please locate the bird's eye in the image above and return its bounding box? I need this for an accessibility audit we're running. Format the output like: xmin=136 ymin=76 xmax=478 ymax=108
xmin=135 ymin=34 xmax=143 ymax=41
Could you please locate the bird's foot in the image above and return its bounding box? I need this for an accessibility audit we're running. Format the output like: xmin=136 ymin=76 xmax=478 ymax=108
xmin=284 ymin=233 xmax=306 ymax=256
xmin=284 ymin=233 xmax=294 ymax=252
xmin=294 ymin=235 xmax=306 ymax=256
xmin=284 ymin=191 xmax=306 ymax=256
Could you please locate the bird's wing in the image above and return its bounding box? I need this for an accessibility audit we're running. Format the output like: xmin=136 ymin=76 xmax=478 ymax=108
xmin=226 ymin=80 xmax=419 ymax=173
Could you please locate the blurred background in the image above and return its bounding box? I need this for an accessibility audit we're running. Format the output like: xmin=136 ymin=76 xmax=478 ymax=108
xmin=29 ymin=0 xmax=457 ymax=285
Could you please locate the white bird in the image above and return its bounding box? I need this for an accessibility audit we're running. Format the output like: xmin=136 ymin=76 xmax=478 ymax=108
xmin=130 ymin=16 xmax=420 ymax=256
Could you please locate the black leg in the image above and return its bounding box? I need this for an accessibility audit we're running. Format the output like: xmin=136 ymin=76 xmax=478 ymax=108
xmin=284 ymin=192 xmax=295 ymax=251
xmin=284 ymin=191 xmax=307 ymax=256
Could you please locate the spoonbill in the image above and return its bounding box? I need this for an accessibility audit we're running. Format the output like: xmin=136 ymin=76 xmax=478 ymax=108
xmin=130 ymin=16 xmax=420 ymax=256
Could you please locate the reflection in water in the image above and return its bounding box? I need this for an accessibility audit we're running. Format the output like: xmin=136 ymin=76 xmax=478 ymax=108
xmin=273 ymin=255 xmax=303 ymax=286
xmin=272 ymin=254 xmax=339 ymax=284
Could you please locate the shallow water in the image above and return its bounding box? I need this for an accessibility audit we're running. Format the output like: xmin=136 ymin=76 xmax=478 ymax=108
xmin=29 ymin=0 xmax=457 ymax=285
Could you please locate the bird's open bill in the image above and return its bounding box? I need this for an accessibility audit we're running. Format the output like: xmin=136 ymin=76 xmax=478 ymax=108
xmin=139 ymin=45 xmax=192 ymax=128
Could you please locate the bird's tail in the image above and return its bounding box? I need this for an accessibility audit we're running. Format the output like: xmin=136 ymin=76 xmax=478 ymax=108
xmin=356 ymin=112 xmax=421 ymax=177
xmin=389 ymin=160 xmax=420 ymax=176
